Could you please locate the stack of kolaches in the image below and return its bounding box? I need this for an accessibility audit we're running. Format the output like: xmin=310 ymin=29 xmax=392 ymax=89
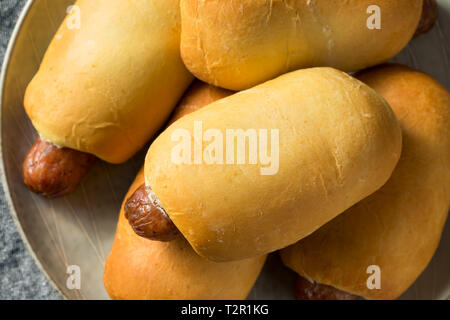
xmin=21 ymin=0 xmax=448 ymax=299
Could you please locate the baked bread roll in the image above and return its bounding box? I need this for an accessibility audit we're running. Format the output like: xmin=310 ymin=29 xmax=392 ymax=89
xmin=180 ymin=0 xmax=423 ymax=90
xmin=143 ymin=67 xmax=402 ymax=261
xmin=25 ymin=0 xmax=192 ymax=163
xmin=281 ymin=64 xmax=450 ymax=300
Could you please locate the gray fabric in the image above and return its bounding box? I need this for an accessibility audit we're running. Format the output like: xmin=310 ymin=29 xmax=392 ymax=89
xmin=0 ymin=0 xmax=60 ymax=300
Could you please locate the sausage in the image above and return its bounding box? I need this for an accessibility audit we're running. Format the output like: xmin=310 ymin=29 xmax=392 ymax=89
xmin=124 ymin=184 xmax=180 ymax=241
xmin=415 ymin=0 xmax=438 ymax=37
xmin=294 ymin=276 xmax=361 ymax=300
xmin=23 ymin=137 xmax=96 ymax=198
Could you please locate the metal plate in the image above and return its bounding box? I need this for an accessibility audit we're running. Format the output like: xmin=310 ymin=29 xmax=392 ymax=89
xmin=0 ymin=0 xmax=449 ymax=300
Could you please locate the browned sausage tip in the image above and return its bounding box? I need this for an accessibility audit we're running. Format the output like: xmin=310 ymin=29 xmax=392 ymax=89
xmin=294 ymin=275 xmax=361 ymax=300
xmin=415 ymin=0 xmax=438 ymax=37
xmin=23 ymin=137 xmax=96 ymax=198
xmin=125 ymin=184 xmax=180 ymax=241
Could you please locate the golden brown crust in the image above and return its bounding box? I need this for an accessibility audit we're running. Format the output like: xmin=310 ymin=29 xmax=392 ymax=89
xmin=25 ymin=0 xmax=192 ymax=163
xmin=281 ymin=64 xmax=450 ymax=300
xmin=180 ymin=0 xmax=422 ymax=90
xmin=146 ymin=68 xmax=402 ymax=262
xmin=23 ymin=137 xmax=96 ymax=198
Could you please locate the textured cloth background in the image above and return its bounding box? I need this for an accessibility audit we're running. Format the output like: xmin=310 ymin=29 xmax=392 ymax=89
xmin=0 ymin=0 xmax=60 ymax=300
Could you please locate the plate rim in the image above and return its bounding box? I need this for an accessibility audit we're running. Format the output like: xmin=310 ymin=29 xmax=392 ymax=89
xmin=0 ymin=0 xmax=66 ymax=300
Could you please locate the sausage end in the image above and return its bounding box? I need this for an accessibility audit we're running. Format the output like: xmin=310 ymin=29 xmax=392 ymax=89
xmin=124 ymin=184 xmax=180 ymax=241
xmin=294 ymin=276 xmax=361 ymax=300
xmin=23 ymin=137 xmax=96 ymax=198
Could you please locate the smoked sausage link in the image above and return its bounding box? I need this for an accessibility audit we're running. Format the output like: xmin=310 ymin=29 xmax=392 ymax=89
xmin=294 ymin=276 xmax=361 ymax=300
xmin=125 ymin=184 xmax=180 ymax=241
xmin=415 ymin=0 xmax=438 ymax=37
xmin=23 ymin=137 xmax=96 ymax=198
